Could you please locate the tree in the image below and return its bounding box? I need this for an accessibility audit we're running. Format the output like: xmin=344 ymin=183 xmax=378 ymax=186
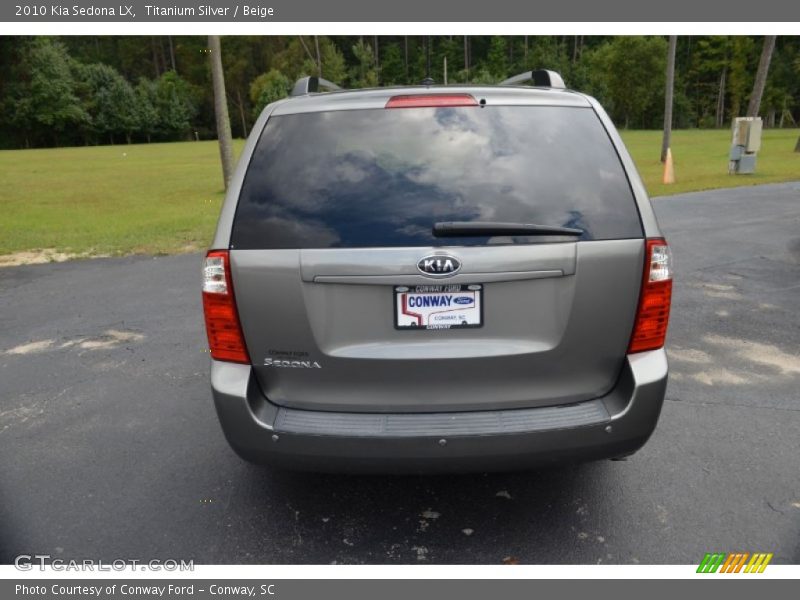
xmin=272 ymin=36 xmax=346 ymax=88
xmin=463 ymin=36 xmax=469 ymax=77
xmin=154 ymin=71 xmax=195 ymax=138
xmin=350 ymin=39 xmax=378 ymax=88
xmin=219 ymin=36 xmax=259 ymax=138
xmin=314 ymin=37 xmax=347 ymax=85
xmin=691 ymin=36 xmax=733 ymax=127
xmin=208 ymin=35 xmax=235 ymax=190
xmin=4 ymin=38 xmax=88 ymax=147
xmin=380 ymin=43 xmax=405 ymax=85
xmin=134 ymin=78 xmax=159 ymax=142
xmin=727 ymin=37 xmax=756 ymax=119
xmin=249 ymin=69 xmax=291 ymax=117
xmin=435 ymin=37 xmax=462 ymax=83
xmin=661 ymin=36 xmax=677 ymax=163
xmin=587 ymin=36 xmax=667 ymax=128
xmin=747 ymin=36 xmax=777 ymax=117
xmin=486 ymin=36 xmax=508 ymax=80
xmin=2 ymin=34 xmax=800 ymax=150
xmin=76 ymin=63 xmax=137 ymax=144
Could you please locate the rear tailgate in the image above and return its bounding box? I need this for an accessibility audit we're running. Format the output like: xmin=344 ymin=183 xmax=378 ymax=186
xmin=228 ymin=100 xmax=644 ymax=413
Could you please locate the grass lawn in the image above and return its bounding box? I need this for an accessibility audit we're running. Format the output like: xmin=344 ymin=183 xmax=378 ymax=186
xmin=622 ymin=128 xmax=800 ymax=197
xmin=1 ymin=129 xmax=798 ymax=260
xmin=0 ymin=139 xmax=244 ymax=261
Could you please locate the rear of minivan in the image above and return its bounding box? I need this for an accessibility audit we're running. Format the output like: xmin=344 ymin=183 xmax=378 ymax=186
xmin=203 ymin=85 xmax=671 ymax=473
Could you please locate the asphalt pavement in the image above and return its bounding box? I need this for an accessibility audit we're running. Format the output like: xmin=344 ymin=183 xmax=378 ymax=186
xmin=1 ymin=182 xmax=799 ymax=564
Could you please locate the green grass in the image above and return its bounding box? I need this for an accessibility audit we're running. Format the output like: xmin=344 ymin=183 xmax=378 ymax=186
xmin=0 ymin=130 xmax=798 ymax=258
xmin=621 ymin=128 xmax=800 ymax=197
xmin=0 ymin=140 xmax=244 ymax=258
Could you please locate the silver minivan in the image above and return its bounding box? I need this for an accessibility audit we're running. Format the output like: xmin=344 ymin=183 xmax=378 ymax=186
xmin=202 ymin=71 xmax=672 ymax=473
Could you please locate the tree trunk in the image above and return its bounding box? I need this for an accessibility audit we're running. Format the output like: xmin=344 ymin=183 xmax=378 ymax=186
xmin=464 ymin=36 xmax=469 ymax=76
xmin=151 ymin=37 xmax=160 ymax=78
xmin=715 ymin=67 xmax=727 ymax=128
xmin=209 ymin=35 xmax=235 ymax=190
xmin=159 ymin=37 xmax=168 ymax=75
xmin=237 ymin=88 xmax=248 ymax=138
xmin=359 ymin=35 xmax=365 ymax=82
xmin=404 ymin=36 xmax=409 ymax=81
xmin=746 ymin=35 xmax=776 ymax=117
xmin=168 ymin=36 xmax=177 ymax=72
xmin=661 ymin=35 xmax=677 ymax=163
xmin=314 ymin=36 xmax=322 ymax=77
xmin=298 ymin=36 xmax=317 ymax=74
xmin=425 ymin=36 xmax=431 ymax=81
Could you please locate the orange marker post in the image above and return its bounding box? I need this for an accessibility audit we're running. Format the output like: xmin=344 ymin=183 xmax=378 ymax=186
xmin=662 ymin=147 xmax=675 ymax=184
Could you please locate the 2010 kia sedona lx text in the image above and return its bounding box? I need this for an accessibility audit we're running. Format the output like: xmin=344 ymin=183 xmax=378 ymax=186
xmin=202 ymin=70 xmax=672 ymax=473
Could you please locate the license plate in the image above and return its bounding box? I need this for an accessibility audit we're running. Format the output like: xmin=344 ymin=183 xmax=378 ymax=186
xmin=394 ymin=284 xmax=483 ymax=330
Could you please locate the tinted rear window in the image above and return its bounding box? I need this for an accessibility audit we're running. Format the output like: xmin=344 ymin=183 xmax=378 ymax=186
xmin=231 ymin=105 xmax=642 ymax=249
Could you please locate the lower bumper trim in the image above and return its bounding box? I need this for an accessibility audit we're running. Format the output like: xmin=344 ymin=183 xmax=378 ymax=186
xmin=274 ymin=399 xmax=610 ymax=437
xmin=211 ymin=349 xmax=668 ymax=473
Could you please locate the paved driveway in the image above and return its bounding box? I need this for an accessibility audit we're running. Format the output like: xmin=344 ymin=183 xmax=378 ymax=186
xmin=1 ymin=182 xmax=799 ymax=564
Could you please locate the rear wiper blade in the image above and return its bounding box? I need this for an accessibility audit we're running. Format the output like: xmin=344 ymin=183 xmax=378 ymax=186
xmin=432 ymin=221 xmax=584 ymax=237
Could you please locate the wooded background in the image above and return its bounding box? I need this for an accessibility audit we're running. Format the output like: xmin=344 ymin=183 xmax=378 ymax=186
xmin=1 ymin=35 xmax=798 ymax=149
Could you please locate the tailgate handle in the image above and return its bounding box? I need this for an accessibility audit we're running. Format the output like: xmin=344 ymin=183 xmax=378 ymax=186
xmin=312 ymin=270 xmax=565 ymax=285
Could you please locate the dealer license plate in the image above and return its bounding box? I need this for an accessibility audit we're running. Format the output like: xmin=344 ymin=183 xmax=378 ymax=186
xmin=394 ymin=284 xmax=483 ymax=330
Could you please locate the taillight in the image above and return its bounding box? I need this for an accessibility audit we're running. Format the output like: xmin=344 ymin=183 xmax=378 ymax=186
xmin=385 ymin=94 xmax=479 ymax=109
xmin=202 ymin=250 xmax=250 ymax=364
xmin=628 ymin=238 xmax=673 ymax=354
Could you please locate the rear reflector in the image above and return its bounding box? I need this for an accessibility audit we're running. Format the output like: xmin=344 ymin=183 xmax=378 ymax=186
xmin=385 ymin=94 xmax=479 ymax=109
xmin=202 ymin=250 xmax=250 ymax=364
xmin=628 ymin=238 xmax=673 ymax=354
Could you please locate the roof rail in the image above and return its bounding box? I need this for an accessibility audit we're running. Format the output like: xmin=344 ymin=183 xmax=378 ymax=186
xmin=290 ymin=76 xmax=342 ymax=97
xmin=500 ymin=69 xmax=566 ymax=89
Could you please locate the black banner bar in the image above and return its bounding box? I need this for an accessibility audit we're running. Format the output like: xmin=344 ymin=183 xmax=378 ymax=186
xmin=4 ymin=579 xmax=799 ymax=600
xmin=2 ymin=0 xmax=800 ymax=22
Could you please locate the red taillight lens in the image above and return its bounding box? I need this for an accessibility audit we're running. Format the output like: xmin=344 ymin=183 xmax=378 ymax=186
xmin=385 ymin=94 xmax=479 ymax=109
xmin=202 ymin=250 xmax=250 ymax=364
xmin=628 ymin=238 xmax=673 ymax=354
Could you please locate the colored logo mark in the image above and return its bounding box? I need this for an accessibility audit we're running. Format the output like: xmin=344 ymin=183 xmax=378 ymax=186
xmin=697 ymin=552 xmax=773 ymax=573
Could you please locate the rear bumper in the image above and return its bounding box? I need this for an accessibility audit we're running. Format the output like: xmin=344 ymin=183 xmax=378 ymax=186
xmin=211 ymin=349 xmax=668 ymax=473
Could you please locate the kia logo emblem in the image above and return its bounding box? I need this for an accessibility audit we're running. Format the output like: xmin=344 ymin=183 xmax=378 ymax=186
xmin=417 ymin=254 xmax=461 ymax=277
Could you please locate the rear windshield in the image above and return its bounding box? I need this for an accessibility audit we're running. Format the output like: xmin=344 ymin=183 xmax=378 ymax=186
xmin=231 ymin=105 xmax=642 ymax=249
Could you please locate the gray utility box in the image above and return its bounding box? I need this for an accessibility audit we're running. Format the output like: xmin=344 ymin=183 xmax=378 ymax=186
xmin=729 ymin=117 xmax=762 ymax=174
